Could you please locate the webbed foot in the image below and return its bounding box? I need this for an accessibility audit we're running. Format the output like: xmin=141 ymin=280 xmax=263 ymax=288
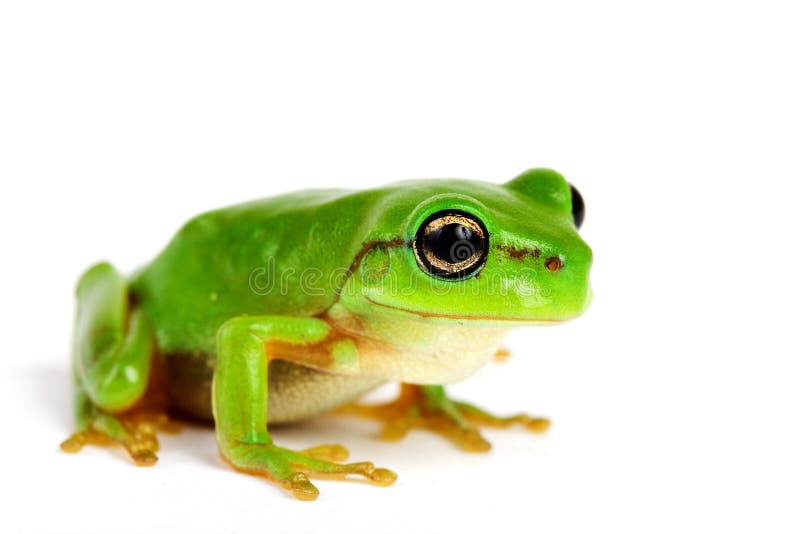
xmin=220 ymin=442 xmax=396 ymax=501
xmin=340 ymin=384 xmax=550 ymax=452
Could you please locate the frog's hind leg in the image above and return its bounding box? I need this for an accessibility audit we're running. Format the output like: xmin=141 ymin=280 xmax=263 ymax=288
xmin=60 ymin=262 xmax=176 ymax=465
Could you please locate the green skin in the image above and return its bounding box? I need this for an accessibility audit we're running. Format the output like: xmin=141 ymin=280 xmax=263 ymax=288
xmin=65 ymin=168 xmax=592 ymax=500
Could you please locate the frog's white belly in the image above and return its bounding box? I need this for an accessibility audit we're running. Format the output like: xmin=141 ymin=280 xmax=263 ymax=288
xmin=267 ymin=361 xmax=385 ymax=423
xmin=166 ymin=356 xmax=385 ymax=424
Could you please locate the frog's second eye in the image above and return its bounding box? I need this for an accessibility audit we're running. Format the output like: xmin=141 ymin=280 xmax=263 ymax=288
xmin=570 ymin=184 xmax=585 ymax=229
xmin=413 ymin=210 xmax=489 ymax=280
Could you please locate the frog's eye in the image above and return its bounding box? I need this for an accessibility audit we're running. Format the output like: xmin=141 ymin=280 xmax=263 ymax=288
xmin=569 ymin=184 xmax=585 ymax=229
xmin=413 ymin=210 xmax=489 ymax=280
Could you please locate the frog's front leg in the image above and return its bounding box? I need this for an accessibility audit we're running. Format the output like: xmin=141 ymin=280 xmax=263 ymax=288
xmin=341 ymin=384 xmax=550 ymax=452
xmin=213 ymin=316 xmax=396 ymax=501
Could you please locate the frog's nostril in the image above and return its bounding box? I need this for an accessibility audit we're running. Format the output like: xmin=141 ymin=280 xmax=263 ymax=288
xmin=544 ymin=257 xmax=563 ymax=273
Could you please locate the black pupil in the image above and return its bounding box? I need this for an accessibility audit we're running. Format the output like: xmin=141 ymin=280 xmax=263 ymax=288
xmin=414 ymin=210 xmax=489 ymax=280
xmin=426 ymin=223 xmax=480 ymax=264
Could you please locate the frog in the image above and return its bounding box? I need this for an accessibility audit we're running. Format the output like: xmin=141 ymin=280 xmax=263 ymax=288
xmin=61 ymin=168 xmax=592 ymax=500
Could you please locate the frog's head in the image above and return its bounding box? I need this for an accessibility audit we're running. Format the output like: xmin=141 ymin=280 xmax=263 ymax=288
xmin=340 ymin=169 xmax=592 ymax=327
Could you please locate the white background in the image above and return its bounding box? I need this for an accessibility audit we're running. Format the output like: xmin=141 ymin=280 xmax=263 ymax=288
xmin=1 ymin=1 xmax=799 ymax=533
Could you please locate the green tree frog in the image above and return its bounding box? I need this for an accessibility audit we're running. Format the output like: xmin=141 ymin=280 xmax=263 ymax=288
xmin=62 ymin=168 xmax=592 ymax=500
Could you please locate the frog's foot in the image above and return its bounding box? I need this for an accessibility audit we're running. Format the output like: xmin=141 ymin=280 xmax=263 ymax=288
xmin=60 ymin=408 xmax=180 ymax=466
xmin=340 ymin=384 xmax=550 ymax=452
xmin=220 ymin=442 xmax=397 ymax=501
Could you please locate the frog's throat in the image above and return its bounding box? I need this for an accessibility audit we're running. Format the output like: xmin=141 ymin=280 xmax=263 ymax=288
xmin=362 ymin=295 xmax=565 ymax=324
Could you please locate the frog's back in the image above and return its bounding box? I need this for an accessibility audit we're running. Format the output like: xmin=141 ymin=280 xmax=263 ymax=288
xmin=130 ymin=188 xmax=381 ymax=356
xmin=129 ymin=177 xmax=519 ymax=355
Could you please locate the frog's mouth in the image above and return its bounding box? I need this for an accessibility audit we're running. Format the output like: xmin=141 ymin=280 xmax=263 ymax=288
xmin=362 ymin=295 xmax=565 ymax=324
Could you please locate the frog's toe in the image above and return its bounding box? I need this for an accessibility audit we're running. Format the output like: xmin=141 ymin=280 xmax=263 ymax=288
xmin=377 ymin=413 xmax=417 ymax=441
xmin=455 ymin=402 xmax=551 ymax=434
xmin=283 ymin=450 xmax=398 ymax=488
xmin=61 ymin=409 xmax=178 ymax=467
xmin=446 ymin=426 xmax=492 ymax=452
xmin=222 ymin=443 xmax=397 ymax=500
xmin=288 ymin=473 xmax=320 ymax=501
xmin=59 ymin=431 xmax=91 ymax=453
xmin=60 ymin=426 xmax=159 ymax=467
xmin=518 ymin=415 xmax=551 ymax=433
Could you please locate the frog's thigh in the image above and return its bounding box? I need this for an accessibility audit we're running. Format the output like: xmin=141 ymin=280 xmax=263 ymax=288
xmin=73 ymin=262 xmax=154 ymax=413
xmin=62 ymin=262 xmax=160 ymax=465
